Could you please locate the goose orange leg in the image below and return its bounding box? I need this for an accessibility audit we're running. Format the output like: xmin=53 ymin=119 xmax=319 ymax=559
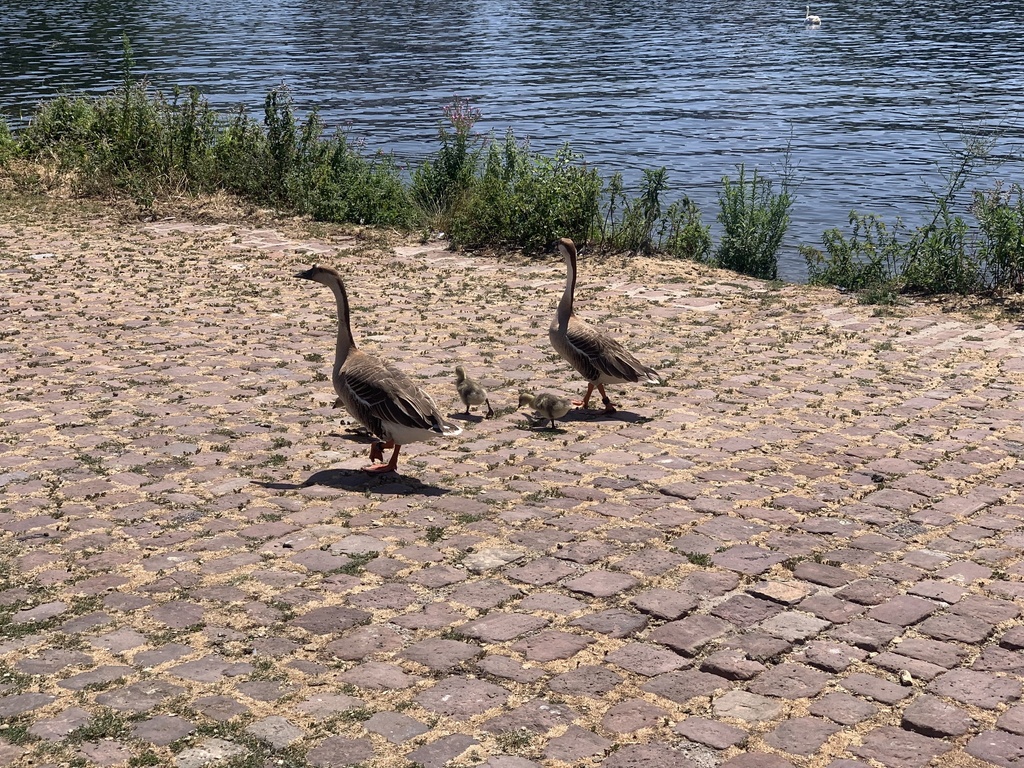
xmin=365 ymin=440 xmax=400 ymax=473
xmin=597 ymin=384 xmax=617 ymax=414
xmin=575 ymin=382 xmax=597 ymax=409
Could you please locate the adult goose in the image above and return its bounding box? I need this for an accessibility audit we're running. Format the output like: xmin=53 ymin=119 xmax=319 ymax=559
xmin=805 ymin=5 xmax=821 ymax=24
xmin=295 ymin=265 xmax=461 ymax=473
xmin=548 ymin=238 xmax=660 ymax=413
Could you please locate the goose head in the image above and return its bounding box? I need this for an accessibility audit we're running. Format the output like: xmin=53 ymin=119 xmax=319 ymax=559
xmin=294 ymin=264 xmax=342 ymax=285
xmin=455 ymin=365 xmax=467 ymax=383
xmin=556 ymin=237 xmax=577 ymax=263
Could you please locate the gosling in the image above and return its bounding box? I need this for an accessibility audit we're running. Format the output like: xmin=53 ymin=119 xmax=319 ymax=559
xmin=455 ymin=365 xmax=494 ymax=418
xmin=518 ymin=392 xmax=571 ymax=430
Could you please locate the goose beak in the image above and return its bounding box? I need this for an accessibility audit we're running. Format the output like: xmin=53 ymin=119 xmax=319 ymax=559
xmin=294 ymin=267 xmax=316 ymax=280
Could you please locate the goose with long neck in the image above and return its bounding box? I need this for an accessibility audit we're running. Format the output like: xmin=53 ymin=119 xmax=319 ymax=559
xmin=548 ymin=238 xmax=660 ymax=413
xmin=295 ymin=265 xmax=460 ymax=473
xmin=805 ymin=5 xmax=821 ymax=24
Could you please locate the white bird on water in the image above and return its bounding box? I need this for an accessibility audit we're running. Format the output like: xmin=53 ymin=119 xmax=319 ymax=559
xmin=805 ymin=5 xmax=821 ymax=24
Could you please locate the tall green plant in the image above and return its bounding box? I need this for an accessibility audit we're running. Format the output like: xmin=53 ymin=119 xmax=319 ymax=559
xmin=411 ymin=97 xmax=483 ymax=225
xmin=449 ymin=131 xmax=600 ymax=253
xmin=615 ymin=167 xmax=668 ymax=253
xmin=0 ymin=117 xmax=17 ymax=165
xmin=803 ymin=212 xmax=904 ymax=291
xmin=715 ymin=164 xmax=792 ymax=280
xmin=974 ymin=183 xmax=1024 ymax=294
xmin=659 ymin=196 xmax=712 ymax=262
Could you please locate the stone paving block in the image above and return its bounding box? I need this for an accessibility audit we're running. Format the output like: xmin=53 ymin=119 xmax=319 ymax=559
xmin=0 ymin=692 xmax=56 ymax=717
xmin=511 ymin=630 xmax=594 ymax=661
xmin=192 ymin=695 xmax=249 ymax=722
xmin=483 ymin=698 xmax=580 ymax=734
xmin=392 ymin=602 xmax=464 ymax=630
xmin=722 ymin=631 xmax=793 ymax=663
xmin=406 ymin=734 xmax=479 ymax=768
xmin=603 ymin=743 xmax=698 ymax=768
xmin=700 ymin=649 xmax=766 ymax=680
xmin=569 ymin=608 xmax=647 ymax=638
xmin=794 ymin=561 xmax=856 ymax=587
xmin=323 ymin=625 xmax=405 ymax=660
xmin=245 ymin=715 xmax=304 ymax=748
xmin=748 ymin=580 xmax=811 ymax=605
xmin=458 ymin=613 xmax=548 ymax=642
xmin=800 ymin=640 xmax=868 ymax=672
xmin=294 ymin=693 xmax=365 ymax=721
xmin=901 ymin=694 xmax=975 ymax=738
xmin=630 ymin=588 xmax=699 ymax=620
xmin=675 ymin=716 xmax=747 ymax=749
xmin=764 ymin=716 xmax=842 ymax=756
xmin=415 ymin=677 xmax=509 ymax=716
xmin=505 ymin=557 xmax=578 ymax=585
xmin=865 ymin=595 xmax=938 ymax=628
xmin=809 ymin=692 xmax=878 ymax=725
xmin=290 ymin=605 xmax=369 ymax=634
xmin=870 ymin=652 xmax=946 ymax=682
xmin=450 ymin=580 xmax=521 ymax=608
xmin=401 ymin=638 xmax=482 ymax=671
xmin=563 ymin=570 xmax=638 ymax=597
xmin=852 ymin=726 xmax=951 ymax=768
xmin=711 ymin=594 xmax=784 ymax=624
xmin=800 ymin=593 xmax=866 ymax=623
xmin=951 ymin=594 xmax=1021 ymax=623
xmin=759 ymin=611 xmax=831 ymax=642
xmin=338 ymin=661 xmax=422 ymax=690
xmin=712 ymin=690 xmax=784 ymax=723
xmin=749 ymin=663 xmax=832 ymax=699
xmin=27 ymin=707 xmax=92 ymax=741
xmin=712 ymin=545 xmax=788 ymax=575
xmin=927 ymin=668 xmax=1022 ymax=709
xmin=363 ymin=711 xmax=428 ymax=743
xmin=648 ymin=614 xmax=732 ymax=656
xmin=604 ymin=643 xmax=690 ymax=676
xmin=476 ymin=655 xmax=546 ymax=683
xmin=305 ymin=735 xmax=375 ymax=768
xmin=827 ymin=617 xmax=901 ymax=651
xmin=549 ymin=665 xmax=622 ymax=697
xmin=544 ymin=724 xmax=612 ymax=761
xmin=174 ymin=738 xmax=248 ymax=768
xmin=842 ymin=672 xmax=913 ymax=704
xmin=642 ymin=669 xmax=729 ymax=704
xmin=94 ymin=680 xmax=185 ymax=712
xmin=601 ymin=698 xmax=669 ymax=733
xmin=720 ymin=753 xmax=795 ymax=768
xmin=966 ymin=730 xmax=1024 ymax=768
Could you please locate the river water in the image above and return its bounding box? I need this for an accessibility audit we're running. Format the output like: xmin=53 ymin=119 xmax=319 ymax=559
xmin=2 ymin=0 xmax=1022 ymax=279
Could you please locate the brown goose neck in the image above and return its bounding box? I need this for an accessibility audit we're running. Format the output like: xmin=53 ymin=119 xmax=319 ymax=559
xmin=325 ymin=275 xmax=356 ymax=372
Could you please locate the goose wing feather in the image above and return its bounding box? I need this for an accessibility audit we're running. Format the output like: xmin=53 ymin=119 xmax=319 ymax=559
xmin=562 ymin=317 xmax=655 ymax=383
xmin=338 ymin=351 xmax=447 ymax=436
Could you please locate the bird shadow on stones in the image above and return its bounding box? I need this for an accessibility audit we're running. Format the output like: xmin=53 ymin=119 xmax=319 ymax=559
xmin=567 ymin=408 xmax=652 ymax=424
xmin=256 ymin=469 xmax=449 ymax=497
xmin=448 ymin=412 xmax=485 ymax=424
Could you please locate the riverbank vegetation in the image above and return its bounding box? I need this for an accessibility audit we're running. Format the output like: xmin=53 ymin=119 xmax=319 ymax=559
xmin=1 ymin=38 xmax=1022 ymax=300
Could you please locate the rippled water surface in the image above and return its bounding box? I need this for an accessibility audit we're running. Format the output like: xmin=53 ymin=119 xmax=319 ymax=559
xmin=3 ymin=0 xmax=1022 ymax=279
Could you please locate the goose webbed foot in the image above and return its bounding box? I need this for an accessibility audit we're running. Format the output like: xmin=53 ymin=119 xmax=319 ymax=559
xmin=364 ymin=441 xmax=399 ymax=473
xmin=602 ymin=395 xmax=617 ymax=415
xmin=485 ymin=400 xmax=494 ymax=419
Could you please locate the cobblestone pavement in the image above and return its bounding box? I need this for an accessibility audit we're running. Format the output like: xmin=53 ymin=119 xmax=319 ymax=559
xmin=3 ymin=196 xmax=1024 ymax=768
